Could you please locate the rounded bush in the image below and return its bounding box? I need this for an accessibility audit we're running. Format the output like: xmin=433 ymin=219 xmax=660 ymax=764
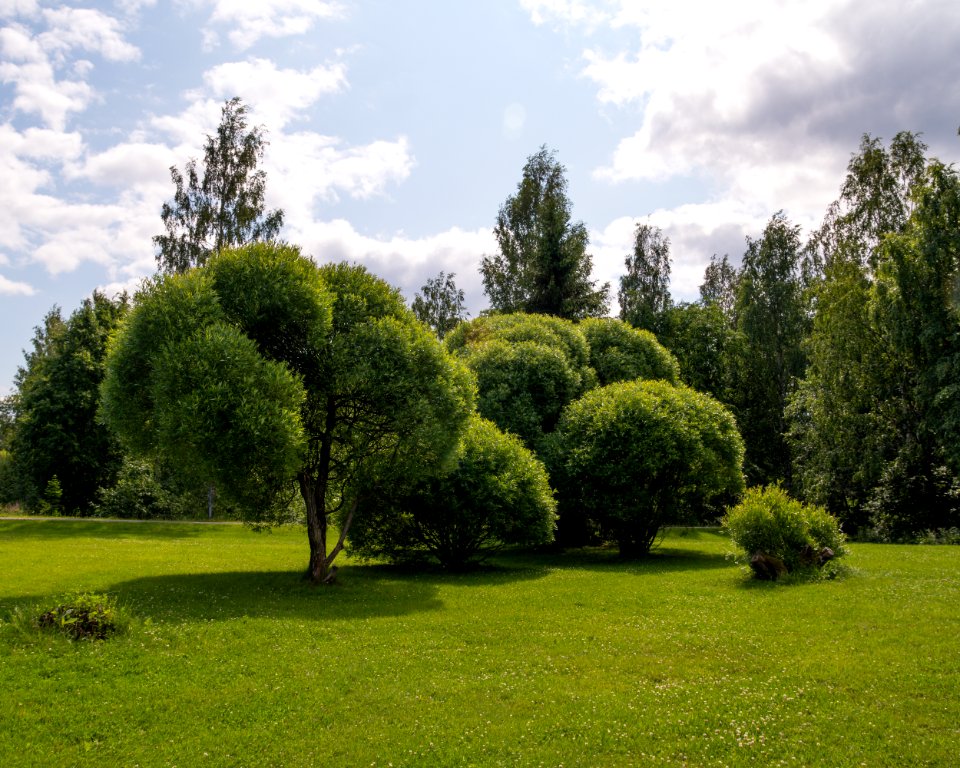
xmin=463 ymin=339 xmax=582 ymax=452
xmin=550 ymin=380 xmax=745 ymax=555
xmin=579 ymin=317 xmax=680 ymax=386
xmin=446 ymin=313 xmax=591 ymax=376
xmin=723 ymin=486 xmax=847 ymax=577
xmin=349 ymin=416 xmax=556 ymax=569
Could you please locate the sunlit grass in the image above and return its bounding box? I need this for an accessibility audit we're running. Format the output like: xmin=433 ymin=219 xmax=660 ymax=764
xmin=1 ymin=520 xmax=958 ymax=766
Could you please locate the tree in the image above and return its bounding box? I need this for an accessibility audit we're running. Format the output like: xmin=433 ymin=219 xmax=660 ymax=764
xmin=9 ymin=293 xmax=128 ymax=514
xmin=348 ymin=415 xmax=556 ymax=569
xmin=445 ymin=313 xmax=593 ymax=453
xmin=101 ymin=243 xmax=475 ymax=582
xmin=0 ymin=396 xmax=16 ymax=504
xmin=734 ymin=211 xmax=808 ymax=485
xmin=579 ymin=317 xmax=679 ymax=386
xmin=154 ymin=97 xmax=284 ymax=274
xmin=480 ymin=146 xmax=609 ymax=319
xmin=862 ymin=160 xmax=960 ymax=537
xmin=550 ymin=380 xmax=744 ymax=555
xmin=411 ymin=271 xmax=468 ymax=337
xmin=812 ymin=132 xmax=927 ymax=272
xmin=699 ymin=253 xmax=738 ymax=321
xmin=619 ymin=222 xmax=671 ymax=333
xmin=657 ymin=302 xmax=743 ymax=407
xmin=787 ymin=132 xmax=948 ymax=535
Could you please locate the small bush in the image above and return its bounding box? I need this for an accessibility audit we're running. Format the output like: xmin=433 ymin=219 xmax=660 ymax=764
xmin=35 ymin=593 xmax=125 ymax=640
xmin=724 ymin=486 xmax=847 ymax=578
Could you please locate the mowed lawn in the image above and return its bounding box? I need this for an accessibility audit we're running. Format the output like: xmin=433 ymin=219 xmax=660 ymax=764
xmin=1 ymin=520 xmax=958 ymax=767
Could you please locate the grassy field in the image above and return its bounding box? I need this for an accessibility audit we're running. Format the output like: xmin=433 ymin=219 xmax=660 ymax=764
xmin=1 ymin=520 xmax=958 ymax=767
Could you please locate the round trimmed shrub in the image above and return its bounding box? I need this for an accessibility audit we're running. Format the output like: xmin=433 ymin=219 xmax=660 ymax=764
xmin=461 ymin=340 xmax=582 ymax=453
xmin=579 ymin=317 xmax=680 ymax=386
xmin=349 ymin=416 xmax=556 ymax=569
xmin=445 ymin=313 xmax=591 ymax=377
xmin=723 ymin=486 xmax=847 ymax=578
xmin=550 ymin=380 xmax=745 ymax=555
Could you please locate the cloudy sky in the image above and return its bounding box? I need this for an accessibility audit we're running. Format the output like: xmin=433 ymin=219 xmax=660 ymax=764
xmin=2 ymin=0 xmax=959 ymax=393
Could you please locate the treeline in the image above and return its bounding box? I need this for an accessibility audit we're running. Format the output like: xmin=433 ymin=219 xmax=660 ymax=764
xmin=1 ymin=101 xmax=957 ymax=554
xmin=631 ymin=133 xmax=960 ymax=541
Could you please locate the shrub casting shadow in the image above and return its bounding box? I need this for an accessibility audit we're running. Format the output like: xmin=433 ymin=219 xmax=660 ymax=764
xmin=497 ymin=533 xmax=734 ymax=576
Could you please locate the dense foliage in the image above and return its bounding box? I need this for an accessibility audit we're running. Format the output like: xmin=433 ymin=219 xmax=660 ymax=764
xmin=789 ymin=135 xmax=960 ymax=538
xmin=579 ymin=317 xmax=679 ymax=386
xmin=550 ymin=380 xmax=745 ymax=555
xmin=446 ymin=313 xmax=593 ymax=453
xmin=724 ymin=485 xmax=847 ymax=578
xmin=8 ymin=293 xmax=128 ymax=514
xmin=349 ymin=416 xmax=556 ymax=569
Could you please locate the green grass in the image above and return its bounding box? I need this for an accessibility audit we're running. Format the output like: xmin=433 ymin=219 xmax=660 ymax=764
xmin=1 ymin=521 xmax=958 ymax=767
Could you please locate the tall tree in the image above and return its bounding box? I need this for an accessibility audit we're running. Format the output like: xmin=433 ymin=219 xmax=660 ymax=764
xmin=812 ymin=132 xmax=927 ymax=272
xmin=9 ymin=293 xmax=128 ymax=514
xmin=863 ymin=160 xmax=960 ymax=536
xmin=699 ymin=253 xmax=738 ymax=321
xmin=480 ymin=146 xmax=608 ymax=319
xmin=735 ymin=211 xmax=808 ymax=485
xmin=154 ymin=97 xmax=284 ymax=274
xmin=412 ymin=271 xmax=468 ymax=337
xmin=619 ymin=222 xmax=671 ymax=333
xmin=788 ymin=132 xmax=938 ymax=534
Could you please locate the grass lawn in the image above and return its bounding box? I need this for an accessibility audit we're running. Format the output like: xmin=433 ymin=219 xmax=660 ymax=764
xmin=1 ymin=520 xmax=958 ymax=767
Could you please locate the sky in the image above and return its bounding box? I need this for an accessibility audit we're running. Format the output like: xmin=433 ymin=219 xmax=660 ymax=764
xmin=2 ymin=0 xmax=959 ymax=394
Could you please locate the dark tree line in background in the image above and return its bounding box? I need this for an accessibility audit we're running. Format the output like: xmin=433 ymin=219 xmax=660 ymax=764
xmin=4 ymin=111 xmax=959 ymax=546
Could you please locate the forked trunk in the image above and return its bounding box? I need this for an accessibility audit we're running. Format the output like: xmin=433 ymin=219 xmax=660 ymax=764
xmin=299 ymin=472 xmax=330 ymax=583
xmin=299 ymin=471 xmax=359 ymax=584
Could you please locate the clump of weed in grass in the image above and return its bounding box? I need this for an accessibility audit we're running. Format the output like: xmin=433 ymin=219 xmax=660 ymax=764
xmin=35 ymin=593 xmax=127 ymax=640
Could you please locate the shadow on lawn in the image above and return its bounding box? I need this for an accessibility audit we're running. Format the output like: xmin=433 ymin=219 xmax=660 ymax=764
xmin=496 ymin=530 xmax=734 ymax=576
xmin=98 ymin=560 xmax=550 ymax=624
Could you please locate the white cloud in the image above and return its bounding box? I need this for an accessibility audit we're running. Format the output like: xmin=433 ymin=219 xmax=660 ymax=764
xmin=523 ymin=0 xmax=960 ymax=299
xmin=293 ymin=218 xmax=495 ymax=312
xmin=502 ymin=103 xmax=526 ymax=141
xmin=266 ymin=134 xmax=415 ymax=223
xmin=520 ymin=0 xmax=610 ymax=28
xmin=0 ymin=0 xmax=39 ymax=20
xmin=0 ymin=8 xmax=140 ymax=129
xmin=66 ymin=141 xmax=177 ymax=189
xmin=204 ymin=0 xmax=345 ymax=50
xmin=200 ymin=58 xmax=347 ymax=130
xmin=0 ymin=273 xmax=35 ymax=295
xmin=39 ymin=7 xmax=140 ymax=63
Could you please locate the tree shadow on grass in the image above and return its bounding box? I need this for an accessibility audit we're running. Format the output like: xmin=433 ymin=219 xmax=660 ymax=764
xmin=91 ymin=559 xmax=551 ymax=624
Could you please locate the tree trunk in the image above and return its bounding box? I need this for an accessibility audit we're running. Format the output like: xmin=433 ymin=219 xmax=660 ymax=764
xmin=299 ymin=471 xmax=329 ymax=583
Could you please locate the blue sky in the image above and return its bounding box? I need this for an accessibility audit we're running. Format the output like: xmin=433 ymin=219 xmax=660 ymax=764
xmin=2 ymin=0 xmax=959 ymax=393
